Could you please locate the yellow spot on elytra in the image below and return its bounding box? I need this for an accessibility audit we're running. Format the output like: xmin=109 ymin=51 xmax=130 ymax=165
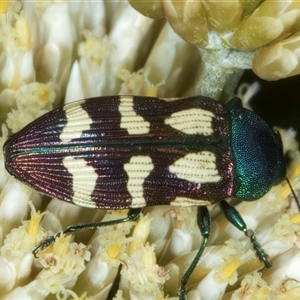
xmin=119 ymin=96 xmax=150 ymax=135
xmin=60 ymin=103 xmax=93 ymax=143
xmin=124 ymin=156 xmax=153 ymax=208
xmin=165 ymin=108 xmax=214 ymax=135
xmin=62 ymin=156 xmax=98 ymax=207
xmin=169 ymin=151 xmax=221 ymax=183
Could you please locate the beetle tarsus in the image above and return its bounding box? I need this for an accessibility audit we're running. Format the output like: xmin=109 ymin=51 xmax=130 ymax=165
xmin=178 ymin=286 xmax=187 ymax=300
xmin=248 ymin=232 xmax=272 ymax=268
xmin=32 ymin=234 xmax=58 ymax=257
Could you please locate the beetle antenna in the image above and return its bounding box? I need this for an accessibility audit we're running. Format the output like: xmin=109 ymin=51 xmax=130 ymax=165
xmin=285 ymin=177 xmax=300 ymax=212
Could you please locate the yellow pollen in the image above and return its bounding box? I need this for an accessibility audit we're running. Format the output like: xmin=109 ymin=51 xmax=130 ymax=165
xmin=141 ymin=246 xmax=156 ymax=270
xmin=290 ymin=163 xmax=300 ymax=179
xmin=16 ymin=14 xmax=31 ymax=49
xmin=0 ymin=0 xmax=8 ymax=14
xmin=107 ymin=244 xmax=122 ymax=259
xmin=9 ymin=62 xmax=20 ymax=89
xmin=39 ymin=86 xmax=50 ymax=101
xmin=146 ymin=87 xmax=158 ymax=97
xmin=128 ymin=215 xmax=151 ymax=255
xmin=285 ymin=286 xmax=300 ymax=298
xmin=53 ymin=236 xmax=69 ymax=256
xmin=290 ymin=213 xmax=300 ymax=224
xmin=222 ymin=260 xmax=240 ymax=278
xmin=146 ymin=80 xmax=165 ymax=97
xmin=279 ymin=182 xmax=292 ymax=199
xmin=27 ymin=212 xmax=43 ymax=236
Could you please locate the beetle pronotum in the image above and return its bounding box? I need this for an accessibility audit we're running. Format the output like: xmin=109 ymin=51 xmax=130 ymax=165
xmin=3 ymin=95 xmax=299 ymax=299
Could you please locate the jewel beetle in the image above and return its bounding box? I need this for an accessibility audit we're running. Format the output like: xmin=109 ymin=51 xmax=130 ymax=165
xmin=3 ymin=95 xmax=292 ymax=299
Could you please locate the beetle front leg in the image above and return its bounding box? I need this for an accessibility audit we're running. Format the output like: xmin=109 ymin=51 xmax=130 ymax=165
xmin=33 ymin=207 xmax=143 ymax=257
xmin=219 ymin=200 xmax=272 ymax=268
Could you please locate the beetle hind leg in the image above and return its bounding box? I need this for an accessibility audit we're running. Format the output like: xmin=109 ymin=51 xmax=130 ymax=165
xmin=32 ymin=207 xmax=143 ymax=257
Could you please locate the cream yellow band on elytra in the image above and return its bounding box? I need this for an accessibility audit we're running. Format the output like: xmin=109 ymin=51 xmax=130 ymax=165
xmin=60 ymin=100 xmax=92 ymax=143
xmin=165 ymin=108 xmax=214 ymax=135
xmin=62 ymin=156 xmax=98 ymax=208
xmin=124 ymin=155 xmax=154 ymax=208
xmin=119 ymin=96 xmax=150 ymax=135
xmin=169 ymin=151 xmax=221 ymax=183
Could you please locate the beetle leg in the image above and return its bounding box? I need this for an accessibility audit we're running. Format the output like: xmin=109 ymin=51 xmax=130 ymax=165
xmin=219 ymin=200 xmax=272 ymax=268
xmin=178 ymin=206 xmax=211 ymax=300
xmin=32 ymin=207 xmax=143 ymax=257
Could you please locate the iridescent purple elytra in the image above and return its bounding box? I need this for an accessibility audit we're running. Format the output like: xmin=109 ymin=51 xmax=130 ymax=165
xmin=4 ymin=95 xmax=285 ymax=210
xmin=4 ymin=95 xmax=289 ymax=298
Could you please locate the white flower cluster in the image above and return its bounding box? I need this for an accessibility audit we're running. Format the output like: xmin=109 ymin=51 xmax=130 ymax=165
xmin=130 ymin=0 xmax=300 ymax=82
